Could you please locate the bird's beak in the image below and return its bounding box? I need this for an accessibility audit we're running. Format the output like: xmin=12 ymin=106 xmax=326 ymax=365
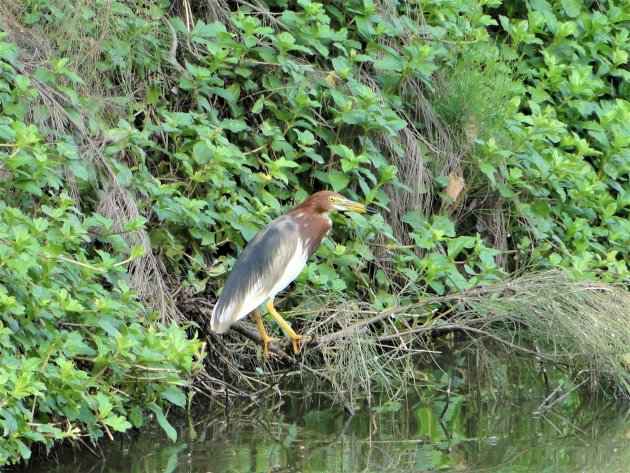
xmin=338 ymin=198 xmax=378 ymax=214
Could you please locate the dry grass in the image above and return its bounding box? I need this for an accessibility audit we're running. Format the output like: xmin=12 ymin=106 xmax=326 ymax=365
xmin=464 ymin=271 xmax=630 ymax=396
xmin=97 ymin=157 xmax=179 ymax=323
xmin=192 ymin=270 xmax=630 ymax=408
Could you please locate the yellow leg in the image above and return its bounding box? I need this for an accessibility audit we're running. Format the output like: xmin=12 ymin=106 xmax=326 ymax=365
xmin=252 ymin=309 xmax=273 ymax=358
xmin=266 ymin=298 xmax=310 ymax=355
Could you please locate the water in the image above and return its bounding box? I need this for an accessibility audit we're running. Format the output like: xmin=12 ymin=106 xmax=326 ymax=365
xmin=16 ymin=391 xmax=630 ymax=472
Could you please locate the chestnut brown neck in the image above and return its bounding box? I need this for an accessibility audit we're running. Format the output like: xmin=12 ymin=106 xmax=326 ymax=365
xmin=288 ymin=206 xmax=332 ymax=258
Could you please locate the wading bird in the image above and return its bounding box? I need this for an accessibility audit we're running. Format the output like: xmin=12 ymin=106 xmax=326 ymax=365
xmin=211 ymin=191 xmax=373 ymax=357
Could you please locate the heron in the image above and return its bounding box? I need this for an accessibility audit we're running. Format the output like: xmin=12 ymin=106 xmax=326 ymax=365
xmin=211 ymin=191 xmax=374 ymax=357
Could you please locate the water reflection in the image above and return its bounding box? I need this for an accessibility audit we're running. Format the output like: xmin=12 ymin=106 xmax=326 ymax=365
xmin=16 ymin=391 xmax=630 ymax=473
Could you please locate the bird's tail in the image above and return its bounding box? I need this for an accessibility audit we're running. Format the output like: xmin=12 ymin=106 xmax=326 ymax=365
xmin=210 ymin=302 xmax=233 ymax=334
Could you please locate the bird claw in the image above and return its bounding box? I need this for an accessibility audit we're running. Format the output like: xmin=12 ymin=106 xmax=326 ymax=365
xmin=291 ymin=335 xmax=312 ymax=355
xmin=261 ymin=336 xmax=280 ymax=359
xmin=261 ymin=335 xmax=311 ymax=357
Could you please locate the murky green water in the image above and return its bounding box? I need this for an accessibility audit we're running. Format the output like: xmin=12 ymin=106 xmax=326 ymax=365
xmin=16 ymin=390 xmax=630 ymax=472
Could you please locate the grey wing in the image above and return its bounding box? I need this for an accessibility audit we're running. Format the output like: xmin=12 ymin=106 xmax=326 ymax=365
xmin=211 ymin=216 xmax=301 ymax=333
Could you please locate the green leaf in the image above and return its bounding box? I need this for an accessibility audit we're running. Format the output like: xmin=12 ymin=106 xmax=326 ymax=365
xmin=104 ymin=414 xmax=132 ymax=432
xmin=97 ymin=318 xmax=120 ymax=337
xmin=20 ymin=357 xmax=42 ymax=372
xmin=402 ymin=211 xmax=427 ymax=230
xmin=2 ymin=409 xmax=18 ymax=434
xmin=531 ymin=200 xmax=551 ymax=217
xmin=68 ymin=160 xmax=90 ymax=181
xmin=561 ymin=0 xmax=581 ymax=18
xmin=95 ymin=392 xmax=113 ymax=417
xmin=447 ymin=236 xmax=477 ymax=259
xmin=232 ymin=220 xmax=261 ymax=241
xmin=372 ymin=401 xmax=402 ymax=413
xmin=161 ymin=387 xmax=187 ymax=407
xmin=328 ymin=171 xmax=349 ymax=192
xmin=129 ymin=406 xmax=144 ymax=428
xmin=129 ymin=245 xmax=147 ymax=260
xmin=149 ymin=403 xmax=177 ymax=442
xmin=251 ymin=98 xmax=264 ymax=113
xmin=479 ymin=162 xmax=496 ymax=184
xmin=220 ymin=119 xmax=249 ymax=133
xmin=192 ymin=141 xmax=213 ymax=164
xmin=16 ymin=440 xmax=31 ymax=460
xmin=373 ymin=54 xmax=403 ymax=72
xmin=282 ymin=423 xmax=298 ymax=447
xmin=430 ymin=216 xmax=456 ymax=238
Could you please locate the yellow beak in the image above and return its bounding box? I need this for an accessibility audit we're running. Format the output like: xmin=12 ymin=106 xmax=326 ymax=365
xmin=337 ymin=198 xmax=377 ymax=214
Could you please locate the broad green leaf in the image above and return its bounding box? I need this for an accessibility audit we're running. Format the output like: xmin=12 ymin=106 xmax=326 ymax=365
xmin=447 ymin=236 xmax=477 ymax=259
xmin=561 ymin=0 xmax=581 ymax=17
xmin=149 ymin=403 xmax=177 ymax=442
xmin=104 ymin=414 xmax=132 ymax=432
xmin=161 ymin=387 xmax=187 ymax=407
xmin=129 ymin=406 xmax=144 ymax=428
xmin=328 ymin=171 xmax=349 ymax=192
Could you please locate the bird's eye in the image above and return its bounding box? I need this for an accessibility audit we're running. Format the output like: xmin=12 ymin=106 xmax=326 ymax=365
xmin=328 ymin=196 xmax=335 ymax=203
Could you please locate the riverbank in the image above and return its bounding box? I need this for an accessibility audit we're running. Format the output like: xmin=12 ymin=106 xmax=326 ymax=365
xmin=15 ymin=356 xmax=630 ymax=473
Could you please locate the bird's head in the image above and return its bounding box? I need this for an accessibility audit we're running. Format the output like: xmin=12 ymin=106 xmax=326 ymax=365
xmin=301 ymin=191 xmax=377 ymax=215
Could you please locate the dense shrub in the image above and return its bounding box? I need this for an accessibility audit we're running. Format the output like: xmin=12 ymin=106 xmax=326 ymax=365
xmin=0 ymin=36 xmax=202 ymax=466
xmin=488 ymin=0 xmax=629 ymax=279
xmin=0 ymin=0 xmax=628 ymax=466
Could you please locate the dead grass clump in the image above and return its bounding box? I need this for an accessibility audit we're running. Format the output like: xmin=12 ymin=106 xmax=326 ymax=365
xmin=194 ymin=270 xmax=629 ymax=408
xmin=462 ymin=271 xmax=630 ymax=397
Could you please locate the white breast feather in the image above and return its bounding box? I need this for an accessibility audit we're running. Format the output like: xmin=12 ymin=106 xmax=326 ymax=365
xmin=268 ymin=242 xmax=309 ymax=298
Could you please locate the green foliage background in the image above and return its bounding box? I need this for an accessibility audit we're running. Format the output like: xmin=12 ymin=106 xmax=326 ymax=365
xmin=0 ymin=0 xmax=628 ymax=466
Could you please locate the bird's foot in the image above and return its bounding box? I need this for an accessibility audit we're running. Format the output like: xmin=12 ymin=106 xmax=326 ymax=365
xmin=261 ymin=336 xmax=280 ymax=359
xmin=290 ymin=334 xmax=312 ymax=355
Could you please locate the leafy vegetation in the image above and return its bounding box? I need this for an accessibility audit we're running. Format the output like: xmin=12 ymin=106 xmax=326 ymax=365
xmin=492 ymin=0 xmax=629 ymax=279
xmin=0 ymin=0 xmax=628 ymax=466
xmin=0 ymin=30 xmax=203 ymax=466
